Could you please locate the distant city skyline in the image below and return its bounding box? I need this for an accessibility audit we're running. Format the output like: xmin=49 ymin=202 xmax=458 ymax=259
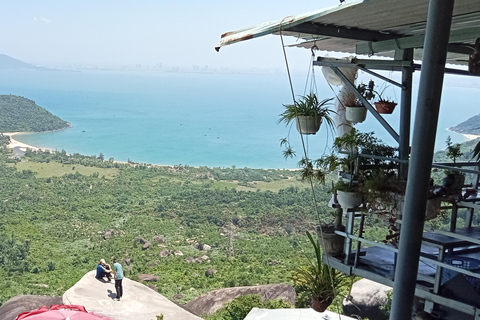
xmin=1 ymin=1 xmax=343 ymax=72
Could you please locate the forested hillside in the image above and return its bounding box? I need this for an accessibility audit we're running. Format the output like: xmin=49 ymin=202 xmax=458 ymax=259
xmin=0 ymin=141 xmax=356 ymax=309
xmin=450 ymin=113 xmax=480 ymax=135
xmin=0 ymin=95 xmax=69 ymax=132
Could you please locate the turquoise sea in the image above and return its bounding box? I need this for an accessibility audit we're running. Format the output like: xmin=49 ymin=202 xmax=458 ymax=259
xmin=0 ymin=69 xmax=477 ymax=169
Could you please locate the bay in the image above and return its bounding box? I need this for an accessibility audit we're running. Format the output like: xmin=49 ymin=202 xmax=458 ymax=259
xmin=0 ymin=69 xmax=477 ymax=169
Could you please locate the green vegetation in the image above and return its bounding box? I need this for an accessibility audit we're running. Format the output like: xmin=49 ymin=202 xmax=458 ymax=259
xmin=0 ymin=95 xmax=69 ymax=132
xmin=0 ymin=141 xmax=340 ymax=307
xmin=1 ymin=134 xmax=477 ymax=315
xmin=205 ymin=294 xmax=292 ymax=320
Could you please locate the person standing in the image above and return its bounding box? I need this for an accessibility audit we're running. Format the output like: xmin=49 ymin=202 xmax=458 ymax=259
xmin=113 ymin=258 xmax=124 ymax=301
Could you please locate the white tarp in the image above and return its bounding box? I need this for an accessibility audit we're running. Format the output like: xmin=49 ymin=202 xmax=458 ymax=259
xmin=244 ymin=308 xmax=358 ymax=320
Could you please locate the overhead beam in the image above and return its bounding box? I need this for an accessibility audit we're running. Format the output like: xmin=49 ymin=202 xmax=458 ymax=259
xmin=286 ymin=22 xmax=400 ymax=42
xmin=314 ymin=56 xmax=415 ymax=72
xmin=357 ymin=26 xmax=480 ymax=55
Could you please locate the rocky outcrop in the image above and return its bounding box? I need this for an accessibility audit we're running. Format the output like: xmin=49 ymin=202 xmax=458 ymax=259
xmin=138 ymin=274 xmax=159 ymax=282
xmin=141 ymin=242 xmax=151 ymax=250
xmin=0 ymin=295 xmax=62 ymax=320
xmin=63 ymin=270 xmax=201 ymax=320
xmin=185 ymin=283 xmax=296 ymax=315
xmin=343 ymin=278 xmax=392 ymax=320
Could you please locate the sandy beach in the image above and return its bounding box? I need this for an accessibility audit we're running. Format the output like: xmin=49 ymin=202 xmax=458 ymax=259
xmin=2 ymin=132 xmax=41 ymax=151
xmin=462 ymin=133 xmax=480 ymax=140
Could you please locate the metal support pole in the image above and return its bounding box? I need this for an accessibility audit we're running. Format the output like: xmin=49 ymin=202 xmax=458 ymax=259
xmin=389 ymin=1 xmax=455 ymax=320
xmin=399 ymin=49 xmax=414 ymax=180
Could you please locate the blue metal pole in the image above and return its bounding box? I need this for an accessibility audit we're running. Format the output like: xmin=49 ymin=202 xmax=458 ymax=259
xmin=389 ymin=1 xmax=455 ymax=319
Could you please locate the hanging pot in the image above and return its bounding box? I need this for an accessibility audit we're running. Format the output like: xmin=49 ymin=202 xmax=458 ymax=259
xmin=296 ymin=116 xmax=322 ymax=135
xmin=311 ymin=296 xmax=333 ymax=313
xmin=374 ymin=101 xmax=397 ymax=114
xmin=337 ymin=190 xmax=363 ymax=208
xmin=345 ymin=105 xmax=367 ymax=123
xmin=318 ymin=226 xmax=345 ymax=256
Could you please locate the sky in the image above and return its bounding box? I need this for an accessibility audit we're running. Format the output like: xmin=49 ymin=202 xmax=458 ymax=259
xmin=1 ymin=1 xmax=343 ymax=70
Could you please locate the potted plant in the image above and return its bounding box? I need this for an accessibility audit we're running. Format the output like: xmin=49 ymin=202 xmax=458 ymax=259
xmin=344 ymin=80 xmax=375 ymax=123
xmin=373 ymin=85 xmax=397 ymax=114
xmin=291 ymin=231 xmax=348 ymax=312
xmin=443 ymin=136 xmax=465 ymax=196
xmin=278 ymin=93 xmax=335 ymax=135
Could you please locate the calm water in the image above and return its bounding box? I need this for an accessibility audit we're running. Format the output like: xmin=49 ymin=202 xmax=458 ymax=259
xmin=0 ymin=69 xmax=477 ymax=168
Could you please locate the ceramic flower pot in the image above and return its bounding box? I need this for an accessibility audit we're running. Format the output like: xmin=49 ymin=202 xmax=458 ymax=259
xmin=295 ymin=116 xmax=322 ymax=135
xmin=374 ymin=101 xmax=397 ymax=114
xmin=337 ymin=190 xmax=363 ymax=208
xmin=345 ymin=105 xmax=367 ymax=123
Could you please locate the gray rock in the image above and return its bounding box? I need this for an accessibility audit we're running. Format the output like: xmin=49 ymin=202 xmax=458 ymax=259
xmin=138 ymin=274 xmax=159 ymax=282
xmin=153 ymin=236 xmax=164 ymax=243
xmin=205 ymin=268 xmax=217 ymax=277
xmin=202 ymin=244 xmax=212 ymax=251
xmin=124 ymin=258 xmax=131 ymax=266
xmin=159 ymin=249 xmax=170 ymax=258
xmin=173 ymin=250 xmax=183 ymax=256
xmin=0 ymin=295 xmax=62 ymax=320
xmin=141 ymin=242 xmax=152 ymax=250
xmin=185 ymin=257 xmax=196 ymax=263
xmin=135 ymin=237 xmax=148 ymax=244
xmin=63 ymin=270 xmax=201 ymax=320
xmin=172 ymin=294 xmax=183 ymax=300
xmin=103 ymin=230 xmax=112 ymax=240
xmin=343 ymin=278 xmax=392 ymax=320
xmin=185 ymin=283 xmax=296 ymax=315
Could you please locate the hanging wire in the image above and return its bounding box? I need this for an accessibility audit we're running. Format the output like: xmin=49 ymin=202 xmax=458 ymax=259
xmin=279 ymin=22 xmax=343 ymax=318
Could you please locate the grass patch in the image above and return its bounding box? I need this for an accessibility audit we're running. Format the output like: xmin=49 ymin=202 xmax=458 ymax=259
xmin=8 ymin=161 xmax=119 ymax=179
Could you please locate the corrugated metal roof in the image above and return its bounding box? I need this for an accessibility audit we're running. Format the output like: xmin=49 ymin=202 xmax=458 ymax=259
xmin=216 ymin=0 xmax=480 ymax=65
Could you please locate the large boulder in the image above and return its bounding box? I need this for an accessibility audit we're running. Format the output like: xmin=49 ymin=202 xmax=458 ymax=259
xmin=185 ymin=283 xmax=296 ymax=315
xmin=0 ymin=295 xmax=62 ymax=320
xmin=138 ymin=274 xmax=159 ymax=282
xmin=343 ymin=278 xmax=392 ymax=320
xmin=63 ymin=270 xmax=201 ymax=320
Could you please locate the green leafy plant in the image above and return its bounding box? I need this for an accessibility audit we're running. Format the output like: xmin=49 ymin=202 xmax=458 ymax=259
xmin=445 ymin=136 xmax=464 ymax=165
xmin=279 ymin=93 xmax=335 ymax=159
xmin=278 ymin=94 xmax=335 ymax=126
xmin=291 ymin=231 xmax=348 ymax=311
xmin=471 ymin=139 xmax=480 ymax=162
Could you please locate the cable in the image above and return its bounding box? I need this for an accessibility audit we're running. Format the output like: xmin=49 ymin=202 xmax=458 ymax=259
xmin=279 ymin=22 xmax=342 ymax=318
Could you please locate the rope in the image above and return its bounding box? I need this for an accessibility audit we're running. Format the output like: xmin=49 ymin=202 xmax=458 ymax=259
xmin=279 ymin=22 xmax=342 ymax=319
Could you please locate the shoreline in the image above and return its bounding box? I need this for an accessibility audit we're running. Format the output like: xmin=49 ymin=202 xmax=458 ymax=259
xmin=2 ymin=132 xmax=43 ymax=151
xmin=446 ymin=128 xmax=480 ymax=140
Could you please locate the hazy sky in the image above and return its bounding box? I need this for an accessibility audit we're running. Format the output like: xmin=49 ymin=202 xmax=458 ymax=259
xmin=1 ymin=1 xmax=343 ymax=69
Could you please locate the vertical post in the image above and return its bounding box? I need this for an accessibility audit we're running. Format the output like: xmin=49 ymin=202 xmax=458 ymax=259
xmin=389 ymin=1 xmax=455 ymax=320
xmin=398 ymin=48 xmax=414 ymax=180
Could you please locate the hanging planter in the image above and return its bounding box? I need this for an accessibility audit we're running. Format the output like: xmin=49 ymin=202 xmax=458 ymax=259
xmin=278 ymin=93 xmax=335 ymax=135
xmin=345 ymin=105 xmax=367 ymax=123
xmin=337 ymin=190 xmax=363 ymax=208
xmin=295 ymin=116 xmax=322 ymax=135
xmin=374 ymin=100 xmax=397 ymax=114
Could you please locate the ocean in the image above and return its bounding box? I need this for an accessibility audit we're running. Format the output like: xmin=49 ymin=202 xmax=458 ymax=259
xmin=0 ymin=69 xmax=477 ymax=169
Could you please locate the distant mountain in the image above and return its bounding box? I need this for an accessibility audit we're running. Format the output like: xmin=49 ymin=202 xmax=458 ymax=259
xmin=0 ymin=54 xmax=42 ymax=70
xmin=449 ymin=114 xmax=480 ymax=135
xmin=0 ymin=95 xmax=69 ymax=132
